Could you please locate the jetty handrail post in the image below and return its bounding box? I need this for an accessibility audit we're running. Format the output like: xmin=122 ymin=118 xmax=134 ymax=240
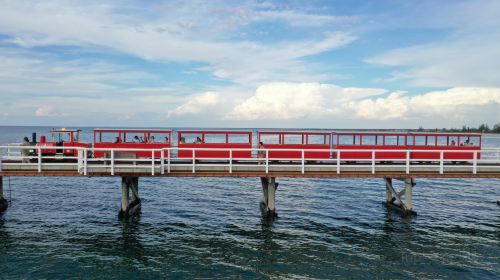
xmin=301 ymin=149 xmax=305 ymax=174
xmin=371 ymin=150 xmax=376 ymax=174
xmin=160 ymin=149 xmax=165 ymax=175
xmin=84 ymin=148 xmax=88 ymax=176
xmin=77 ymin=148 xmax=82 ymax=173
xmin=336 ymin=150 xmax=340 ymax=174
xmin=192 ymin=148 xmax=195 ymax=173
xmin=265 ymin=149 xmax=269 ymax=174
xmin=167 ymin=148 xmax=171 ymax=173
xmin=439 ymin=151 xmax=444 ymax=174
xmin=406 ymin=150 xmax=410 ymax=174
xmin=229 ymin=149 xmax=233 ymax=173
xmin=110 ymin=149 xmax=115 ymax=175
xmin=37 ymin=147 xmax=42 ymax=172
xmin=473 ymin=151 xmax=477 ymax=174
xmin=151 ymin=149 xmax=155 ymax=176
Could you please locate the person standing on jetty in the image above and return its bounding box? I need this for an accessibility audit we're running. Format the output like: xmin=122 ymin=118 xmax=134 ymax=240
xmin=258 ymin=142 xmax=266 ymax=164
xmin=21 ymin=136 xmax=31 ymax=163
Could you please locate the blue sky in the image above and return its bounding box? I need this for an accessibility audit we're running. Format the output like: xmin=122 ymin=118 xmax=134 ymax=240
xmin=0 ymin=0 xmax=499 ymax=128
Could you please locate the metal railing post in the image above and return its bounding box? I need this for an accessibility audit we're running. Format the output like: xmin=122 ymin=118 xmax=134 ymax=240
xmin=406 ymin=150 xmax=410 ymax=174
xmin=337 ymin=150 xmax=340 ymax=174
xmin=151 ymin=149 xmax=155 ymax=176
xmin=160 ymin=149 xmax=165 ymax=175
xmin=84 ymin=148 xmax=88 ymax=176
xmin=111 ymin=149 xmax=114 ymax=175
xmin=371 ymin=151 xmax=375 ymax=174
xmin=301 ymin=150 xmax=305 ymax=174
xmin=77 ymin=148 xmax=82 ymax=173
xmin=167 ymin=148 xmax=171 ymax=173
xmin=265 ymin=149 xmax=269 ymax=174
xmin=229 ymin=149 xmax=233 ymax=173
xmin=38 ymin=147 xmax=42 ymax=172
xmin=439 ymin=151 xmax=444 ymax=174
xmin=192 ymin=149 xmax=196 ymax=173
xmin=473 ymin=151 xmax=477 ymax=174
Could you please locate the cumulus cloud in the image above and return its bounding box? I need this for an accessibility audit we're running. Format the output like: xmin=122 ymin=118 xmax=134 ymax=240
xmin=226 ymin=82 xmax=386 ymax=120
xmin=345 ymin=87 xmax=500 ymax=120
xmin=168 ymin=92 xmax=222 ymax=117
xmin=227 ymin=83 xmax=500 ymax=124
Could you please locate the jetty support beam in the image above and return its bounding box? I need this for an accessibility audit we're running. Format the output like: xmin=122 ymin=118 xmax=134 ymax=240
xmin=0 ymin=177 xmax=7 ymax=212
xmin=119 ymin=176 xmax=141 ymax=219
xmin=384 ymin=177 xmax=416 ymax=216
xmin=260 ymin=177 xmax=278 ymax=218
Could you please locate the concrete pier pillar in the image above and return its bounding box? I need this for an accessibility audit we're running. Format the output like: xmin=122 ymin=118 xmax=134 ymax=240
xmin=260 ymin=177 xmax=278 ymax=217
xmin=384 ymin=178 xmax=393 ymax=203
xmin=384 ymin=177 xmax=415 ymax=216
xmin=119 ymin=176 xmax=141 ymax=219
xmin=404 ymin=178 xmax=413 ymax=211
xmin=0 ymin=176 xmax=7 ymax=212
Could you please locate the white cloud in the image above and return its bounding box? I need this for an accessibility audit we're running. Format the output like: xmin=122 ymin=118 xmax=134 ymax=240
xmin=35 ymin=105 xmax=58 ymax=117
xmin=167 ymin=92 xmax=222 ymax=118
xmin=345 ymin=87 xmax=500 ymax=120
xmin=226 ymin=82 xmax=386 ymax=120
xmin=366 ymin=0 xmax=500 ymax=87
xmin=0 ymin=0 xmax=357 ymax=86
xmin=227 ymin=83 xmax=500 ymax=126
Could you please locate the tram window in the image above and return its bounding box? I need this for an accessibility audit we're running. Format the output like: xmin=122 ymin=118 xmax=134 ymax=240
xmin=414 ymin=136 xmax=426 ymax=146
xmin=385 ymin=136 xmax=397 ymax=146
xmin=354 ymin=135 xmax=361 ymax=145
xmin=228 ymin=134 xmax=250 ymax=144
xmin=284 ymin=134 xmax=302 ymax=144
xmin=339 ymin=135 xmax=354 ymax=145
xmin=437 ymin=136 xmax=447 ymax=146
xmin=98 ymin=133 xmax=120 ymax=143
xmin=331 ymin=135 xmax=337 ymax=146
xmin=469 ymin=136 xmax=480 ymax=146
xmin=127 ymin=133 xmax=144 ymax=143
xmin=182 ymin=133 xmax=201 ymax=144
xmin=362 ymin=135 xmax=376 ymax=145
xmin=204 ymin=134 xmax=226 ymax=144
xmin=448 ymin=136 xmax=458 ymax=146
xmin=260 ymin=134 xmax=280 ymax=144
xmin=407 ymin=137 xmax=414 ymax=145
xmin=398 ymin=136 xmax=406 ymax=146
xmin=375 ymin=136 xmax=384 ymax=145
xmin=308 ymin=135 xmax=329 ymax=145
xmin=427 ymin=136 xmax=436 ymax=146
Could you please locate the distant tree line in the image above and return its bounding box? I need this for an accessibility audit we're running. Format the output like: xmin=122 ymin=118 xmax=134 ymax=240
xmin=414 ymin=123 xmax=500 ymax=133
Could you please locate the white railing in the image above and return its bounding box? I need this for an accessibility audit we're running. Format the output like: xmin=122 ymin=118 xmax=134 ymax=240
xmin=1 ymin=145 xmax=499 ymax=176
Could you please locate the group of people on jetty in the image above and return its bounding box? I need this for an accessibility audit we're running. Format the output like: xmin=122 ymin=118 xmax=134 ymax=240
xmin=113 ymin=136 xmax=169 ymax=144
xmin=450 ymin=139 xmax=475 ymax=146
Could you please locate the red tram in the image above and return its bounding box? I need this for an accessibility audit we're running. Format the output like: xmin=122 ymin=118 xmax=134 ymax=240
xmin=177 ymin=130 xmax=252 ymax=159
xmin=93 ymin=129 xmax=171 ymax=158
xmin=334 ymin=132 xmax=481 ymax=161
xmin=36 ymin=129 xmax=89 ymax=157
xmin=26 ymin=128 xmax=483 ymax=163
xmin=257 ymin=131 xmax=332 ymax=159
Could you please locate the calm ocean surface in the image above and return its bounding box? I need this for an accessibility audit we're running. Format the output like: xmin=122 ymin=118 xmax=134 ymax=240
xmin=0 ymin=126 xmax=499 ymax=279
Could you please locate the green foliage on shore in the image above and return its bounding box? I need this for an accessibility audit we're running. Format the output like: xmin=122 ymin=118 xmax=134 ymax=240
xmin=414 ymin=123 xmax=500 ymax=133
